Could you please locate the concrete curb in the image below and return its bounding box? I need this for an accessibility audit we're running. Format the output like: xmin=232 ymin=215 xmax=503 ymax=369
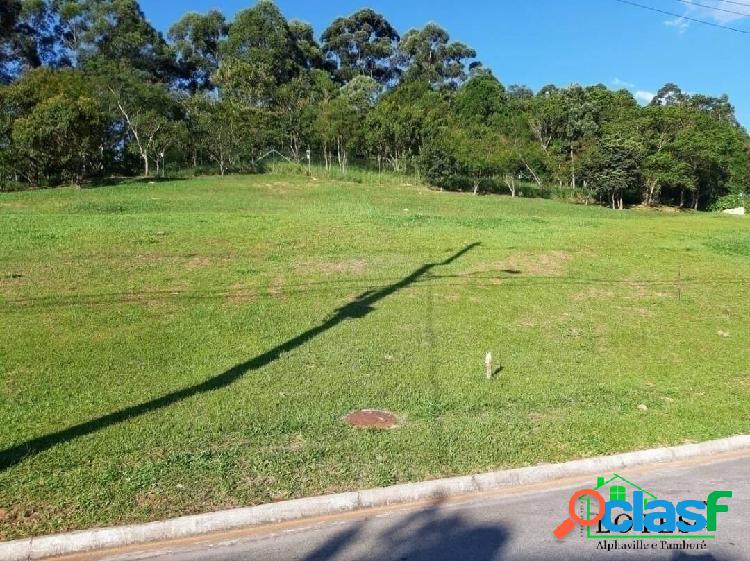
xmin=2 ymin=434 xmax=749 ymax=561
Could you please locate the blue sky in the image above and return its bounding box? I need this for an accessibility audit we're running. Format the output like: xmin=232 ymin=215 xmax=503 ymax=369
xmin=139 ymin=0 xmax=750 ymax=127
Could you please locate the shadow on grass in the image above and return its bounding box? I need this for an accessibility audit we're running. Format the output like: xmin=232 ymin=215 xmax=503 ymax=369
xmin=82 ymin=176 xmax=188 ymax=189
xmin=0 ymin=243 xmax=480 ymax=471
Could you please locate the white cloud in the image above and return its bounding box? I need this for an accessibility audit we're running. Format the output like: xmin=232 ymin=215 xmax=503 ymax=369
xmin=609 ymin=78 xmax=654 ymax=105
xmin=635 ymin=90 xmax=655 ymax=104
xmin=706 ymin=0 xmax=750 ymax=24
xmin=612 ymin=77 xmax=636 ymax=89
xmin=665 ymin=15 xmax=690 ymax=33
xmin=664 ymin=0 xmax=750 ymax=33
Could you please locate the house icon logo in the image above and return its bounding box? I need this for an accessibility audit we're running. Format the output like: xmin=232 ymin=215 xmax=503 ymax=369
xmin=584 ymin=473 xmax=659 ymax=539
xmin=568 ymin=473 xmax=731 ymax=541
xmin=553 ymin=472 xmax=732 ymax=542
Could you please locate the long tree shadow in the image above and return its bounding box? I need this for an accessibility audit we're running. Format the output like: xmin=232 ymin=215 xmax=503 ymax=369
xmin=0 ymin=243 xmax=480 ymax=471
xmin=301 ymin=502 xmax=509 ymax=561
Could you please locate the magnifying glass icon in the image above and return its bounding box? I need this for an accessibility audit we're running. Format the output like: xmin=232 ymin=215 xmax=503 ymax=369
xmin=553 ymin=489 xmax=606 ymax=539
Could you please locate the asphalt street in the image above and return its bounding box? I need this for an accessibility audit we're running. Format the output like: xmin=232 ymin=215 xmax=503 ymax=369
xmin=56 ymin=450 xmax=749 ymax=561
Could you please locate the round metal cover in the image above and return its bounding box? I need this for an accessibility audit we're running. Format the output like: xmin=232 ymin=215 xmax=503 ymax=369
xmin=343 ymin=409 xmax=398 ymax=429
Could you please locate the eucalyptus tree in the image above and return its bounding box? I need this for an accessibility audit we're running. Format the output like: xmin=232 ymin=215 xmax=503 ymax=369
xmin=186 ymin=95 xmax=247 ymax=175
xmin=57 ymin=0 xmax=176 ymax=82
xmin=0 ymin=67 xmax=110 ymax=185
xmin=581 ymin=136 xmax=642 ymax=209
xmin=636 ymin=105 xmax=691 ymax=206
xmin=318 ymin=75 xmax=380 ymax=172
xmin=321 ymin=9 xmax=399 ymax=85
xmin=364 ymin=79 xmax=446 ymax=172
xmin=0 ymin=0 xmax=68 ymax=80
xmin=103 ymin=65 xmax=181 ymax=176
xmin=169 ymin=10 xmax=227 ymax=92
xmin=398 ymin=23 xmax=477 ymax=89
xmin=560 ymin=85 xmax=599 ymax=189
xmin=528 ymin=85 xmax=565 ymax=153
xmin=453 ymin=74 xmax=506 ymax=125
xmin=507 ymin=84 xmax=534 ymax=101
xmin=221 ymin=0 xmax=303 ymax=87
xmin=289 ymin=20 xmax=328 ymax=71
xmin=277 ymin=69 xmax=336 ymax=162
xmin=650 ymin=83 xmax=689 ymax=107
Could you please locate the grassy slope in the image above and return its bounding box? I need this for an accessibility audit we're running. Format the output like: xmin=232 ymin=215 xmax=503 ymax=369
xmin=1 ymin=174 xmax=749 ymax=539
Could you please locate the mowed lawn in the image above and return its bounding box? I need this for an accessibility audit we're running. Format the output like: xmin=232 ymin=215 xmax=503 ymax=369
xmin=1 ymin=174 xmax=749 ymax=539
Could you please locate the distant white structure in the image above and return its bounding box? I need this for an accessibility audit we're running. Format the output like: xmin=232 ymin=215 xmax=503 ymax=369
xmin=723 ymin=207 xmax=746 ymax=215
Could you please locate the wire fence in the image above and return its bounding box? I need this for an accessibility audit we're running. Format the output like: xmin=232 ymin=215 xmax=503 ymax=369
xmin=3 ymin=270 xmax=747 ymax=311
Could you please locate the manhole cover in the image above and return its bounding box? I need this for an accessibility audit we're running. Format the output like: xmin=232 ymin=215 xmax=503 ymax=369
xmin=344 ymin=409 xmax=398 ymax=429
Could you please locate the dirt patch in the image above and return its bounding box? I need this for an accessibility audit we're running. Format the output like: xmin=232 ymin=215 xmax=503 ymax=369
xmin=527 ymin=411 xmax=547 ymax=424
xmin=259 ymin=181 xmax=293 ymax=195
xmin=288 ymin=433 xmax=306 ymax=451
xmin=184 ymin=255 xmax=212 ymax=270
xmin=0 ymin=273 xmax=26 ymax=288
xmin=573 ymin=283 xmax=671 ymax=303
xmin=632 ymin=204 xmax=682 ymax=213
xmin=133 ymin=490 xmax=173 ymax=511
xmin=227 ymin=284 xmax=257 ymax=305
xmin=344 ymin=409 xmax=398 ymax=429
xmin=573 ymin=287 xmax=615 ymax=302
xmin=0 ymin=506 xmax=38 ymax=525
xmin=465 ymin=251 xmax=572 ymax=277
xmin=296 ymin=259 xmax=367 ymax=276
xmin=268 ymin=276 xmax=286 ymax=299
xmin=142 ymin=298 xmax=180 ymax=317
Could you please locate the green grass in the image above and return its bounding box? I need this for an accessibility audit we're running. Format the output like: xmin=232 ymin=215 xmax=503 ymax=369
xmin=1 ymin=174 xmax=749 ymax=539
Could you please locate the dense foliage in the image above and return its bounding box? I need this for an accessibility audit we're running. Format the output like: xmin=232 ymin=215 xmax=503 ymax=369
xmin=1 ymin=0 xmax=748 ymax=209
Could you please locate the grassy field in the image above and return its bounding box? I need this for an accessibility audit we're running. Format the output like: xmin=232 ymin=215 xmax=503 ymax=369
xmin=1 ymin=173 xmax=749 ymax=540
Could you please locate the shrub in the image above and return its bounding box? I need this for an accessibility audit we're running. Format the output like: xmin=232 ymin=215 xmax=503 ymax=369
xmin=710 ymin=192 xmax=748 ymax=212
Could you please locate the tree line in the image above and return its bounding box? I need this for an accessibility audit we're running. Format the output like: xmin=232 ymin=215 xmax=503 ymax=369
xmin=1 ymin=0 xmax=748 ymax=209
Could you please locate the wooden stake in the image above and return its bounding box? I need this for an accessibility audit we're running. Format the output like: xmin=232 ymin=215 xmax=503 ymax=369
xmin=485 ymin=352 xmax=493 ymax=380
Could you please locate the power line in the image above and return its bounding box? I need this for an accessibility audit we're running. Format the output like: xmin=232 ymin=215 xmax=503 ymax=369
xmin=612 ymin=0 xmax=750 ymax=33
xmin=674 ymin=0 xmax=750 ymax=17
xmin=711 ymin=0 xmax=750 ymax=7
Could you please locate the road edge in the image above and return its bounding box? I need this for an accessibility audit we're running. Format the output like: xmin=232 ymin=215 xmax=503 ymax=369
xmin=3 ymin=434 xmax=749 ymax=561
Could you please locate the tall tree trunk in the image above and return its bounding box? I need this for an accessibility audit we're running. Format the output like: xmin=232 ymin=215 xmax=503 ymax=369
xmin=337 ymin=136 xmax=344 ymax=173
xmin=679 ymin=189 xmax=685 ymax=208
xmin=522 ymin=159 xmax=542 ymax=187
xmin=473 ymin=180 xmax=479 ymax=195
xmin=504 ymin=174 xmax=516 ymax=197
xmin=143 ymin=153 xmax=149 ymax=177
xmin=570 ymin=148 xmax=576 ymax=189
xmin=645 ymin=180 xmax=657 ymax=206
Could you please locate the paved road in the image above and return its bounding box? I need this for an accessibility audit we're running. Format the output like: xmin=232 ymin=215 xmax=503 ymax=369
xmin=61 ymin=451 xmax=749 ymax=561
